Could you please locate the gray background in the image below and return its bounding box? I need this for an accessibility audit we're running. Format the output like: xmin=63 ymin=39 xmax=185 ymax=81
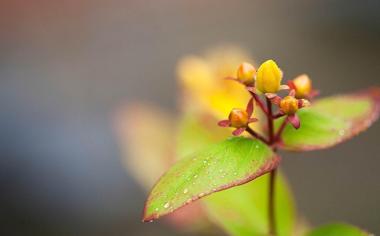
xmin=0 ymin=0 xmax=379 ymax=235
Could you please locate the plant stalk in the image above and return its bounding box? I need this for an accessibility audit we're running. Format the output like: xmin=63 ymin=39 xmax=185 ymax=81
xmin=266 ymin=97 xmax=277 ymax=236
xmin=250 ymin=91 xmax=268 ymax=114
xmin=268 ymin=168 xmax=277 ymax=236
xmin=246 ymin=126 xmax=269 ymax=145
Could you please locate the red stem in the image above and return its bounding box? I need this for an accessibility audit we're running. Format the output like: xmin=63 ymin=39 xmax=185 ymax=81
xmin=266 ymin=97 xmax=277 ymax=236
xmin=250 ymin=91 xmax=268 ymax=114
xmin=266 ymin=98 xmax=275 ymax=143
xmin=245 ymin=126 xmax=269 ymax=145
xmin=274 ymin=118 xmax=288 ymax=142
xmin=246 ymin=93 xmax=278 ymax=235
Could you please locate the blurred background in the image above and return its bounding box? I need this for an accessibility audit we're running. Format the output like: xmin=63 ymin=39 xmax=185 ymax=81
xmin=0 ymin=0 xmax=379 ymax=235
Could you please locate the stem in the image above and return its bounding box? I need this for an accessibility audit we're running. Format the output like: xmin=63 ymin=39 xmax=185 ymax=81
xmin=266 ymin=98 xmax=275 ymax=143
xmin=245 ymin=126 xmax=269 ymax=145
xmin=250 ymin=91 xmax=268 ymax=114
xmin=266 ymin=97 xmax=277 ymax=236
xmin=274 ymin=118 xmax=288 ymax=142
xmin=268 ymin=168 xmax=277 ymax=236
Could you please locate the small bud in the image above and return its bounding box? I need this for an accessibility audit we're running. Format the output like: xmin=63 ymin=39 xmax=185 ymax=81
xmin=293 ymin=74 xmax=312 ymax=98
xmin=255 ymin=60 xmax=283 ymax=93
xmin=237 ymin=62 xmax=256 ymax=84
xmin=280 ymin=96 xmax=299 ymax=115
xmin=228 ymin=108 xmax=249 ymax=128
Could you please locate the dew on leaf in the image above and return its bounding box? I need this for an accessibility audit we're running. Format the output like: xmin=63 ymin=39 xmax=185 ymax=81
xmin=183 ymin=188 xmax=188 ymax=194
xmin=164 ymin=202 xmax=170 ymax=209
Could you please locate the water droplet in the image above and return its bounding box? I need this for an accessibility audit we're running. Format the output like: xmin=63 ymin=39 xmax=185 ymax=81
xmin=255 ymin=145 xmax=259 ymax=149
xmin=198 ymin=193 xmax=205 ymax=197
xmin=339 ymin=130 xmax=345 ymax=136
xmin=233 ymin=172 xmax=238 ymax=176
xmin=183 ymin=188 xmax=188 ymax=194
xmin=194 ymin=175 xmax=198 ymax=178
xmin=155 ymin=208 xmax=159 ymax=211
xmin=164 ymin=202 xmax=170 ymax=209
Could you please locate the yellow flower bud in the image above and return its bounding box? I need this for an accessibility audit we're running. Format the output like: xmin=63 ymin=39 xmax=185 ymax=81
xmin=237 ymin=62 xmax=256 ymax=84
xmin=293 ymin=74 xmax=312 ymax=98
xmin=228 ymin=108 xmax=249 ymax=128
xmin=255 ymin=60 xmax=282 ymax=93
xmin=280 ymin=96 xmax=299 ymax=115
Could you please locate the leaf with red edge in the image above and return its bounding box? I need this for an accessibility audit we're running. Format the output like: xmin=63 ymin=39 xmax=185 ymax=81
xmin=277 ymin=87 xmax=380 ymax=151
xmin=143 ymin=137 xmax=279 ymax=222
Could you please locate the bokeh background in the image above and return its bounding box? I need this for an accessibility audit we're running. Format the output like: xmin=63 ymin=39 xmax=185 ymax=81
xmin=0 ymin=0 xmax=379 ymax=235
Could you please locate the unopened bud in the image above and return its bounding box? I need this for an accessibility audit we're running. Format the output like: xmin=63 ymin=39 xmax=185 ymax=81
xmin=237 ymin=62 xmax=256 ymax=85
xmin=293 ymin=74 xmax=312 ymax=98
xmin=228 ymin=108 xmax=249 ymax=128
xmin=255 ymin=60 xmax=283 ymax=93
xmin=280 ymin=96 xmax=299 ymax=115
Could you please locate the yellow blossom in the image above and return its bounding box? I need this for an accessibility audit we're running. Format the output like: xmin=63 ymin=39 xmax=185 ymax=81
xmin=176 ymin=46 xmax=253 ymax=119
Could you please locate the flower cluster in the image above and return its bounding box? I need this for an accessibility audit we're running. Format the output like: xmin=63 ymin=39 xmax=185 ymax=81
xmin=220 ymin=59 xmax=315 ymax=142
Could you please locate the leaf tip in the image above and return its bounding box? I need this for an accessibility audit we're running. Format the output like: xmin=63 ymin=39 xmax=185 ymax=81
xmin=141 ymin=200 xmax=158 ymax=223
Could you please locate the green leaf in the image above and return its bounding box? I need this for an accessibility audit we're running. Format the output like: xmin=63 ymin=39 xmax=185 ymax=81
xmin=203 ymin=171 xmax=296 ymax=236
xmin=277 ymin=87 xmax=380 ymax=151
xmin=143 ymin=137 xmax=279 ymax=222
xmin=306 ymin=223 xmax=372 ymax=236
xmin=175 ymin=115 xmax=298 ymax=235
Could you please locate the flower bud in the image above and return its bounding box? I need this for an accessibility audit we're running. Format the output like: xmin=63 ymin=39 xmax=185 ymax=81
xmin=280 ymin=96 xmax=299 ymax=115
xmin=255 ymin=60 xmax=282 ymax=93
xmin=237 ymin=62 xmax=256 ymax=84
xmin=228 ymin=108 xmax=249 ymax=128
xmin=293 ymin=74 xmax=312 ymax=98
